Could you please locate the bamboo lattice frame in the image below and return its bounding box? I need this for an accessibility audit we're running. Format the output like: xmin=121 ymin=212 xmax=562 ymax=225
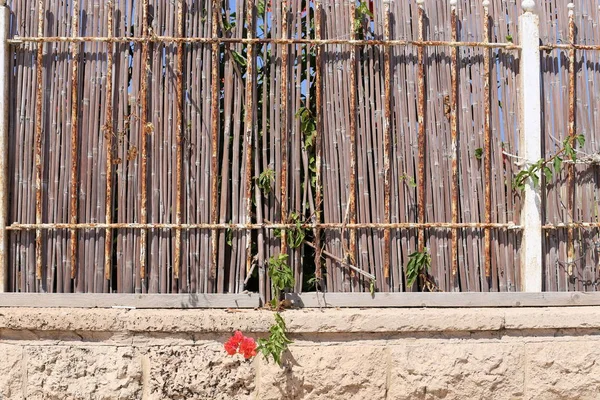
xmin=4 ymin=0 xmax=600 ymax=298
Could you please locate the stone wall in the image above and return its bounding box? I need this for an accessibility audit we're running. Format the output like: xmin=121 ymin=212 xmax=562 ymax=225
xmin=1 ymin=307 xmax=600 ymax=399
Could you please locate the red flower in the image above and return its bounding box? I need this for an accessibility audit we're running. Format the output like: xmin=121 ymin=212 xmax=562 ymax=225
xmin=224 ymin=341 xmax=237 ymax=355
xmin=224 ymin=331 xmax=244 ymax=355
xmin=230 ymin=331 xmax=244 ymax=346
xmin=224 ymin=331 xmax=257 ymax=359
xmin=239 ymin=337 xmax=257 ymax=359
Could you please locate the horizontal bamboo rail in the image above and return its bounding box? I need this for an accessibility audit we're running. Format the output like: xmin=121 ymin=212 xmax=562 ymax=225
xmin=6 ymin=222 xmax=522 ymax=231
xmin=8 ymin=36 xmax=521 ymax=49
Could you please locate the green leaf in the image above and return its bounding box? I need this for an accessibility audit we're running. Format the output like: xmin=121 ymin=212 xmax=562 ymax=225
xmin=256 ymin=0 xmax=266 ymax=16
xmin=531 ymin=173 xmax=539 ymax=188
xmin=400 ymin=174 xmax=417 ymax=188
xmin=226 ymin=224 xmax=233 ymax=246
xmin=231 ymin=50 xmax=247 ymax=67
xmin=295 ymin=106 xmax=307 ymax=118
xmin=406 ymin=248 xmax=431 ymax=288
xmin=256 ymin=168 xmax=275 ymax=194
xmin=576 ymin=134 xmax=585 ymax=148
xmin=475 ymin=148 xmax=483 ymax=160
xmin=553 ymin=156 xmax=562 ymax=174
xmin=565 ymin=141 xmax=576 ymax=161
xmin=257 ymin=313 xmax=293 ymax=366
xmin=506 ymin=34 xmax=513 ymax=43
xmin=357 ymin=2 xmax=374 ymax=19
xmin=268 ymin=254 xmax=294 ymax=294
xmin=543 ymin=166 xmax=553 ymax=183
xmin=305 ymin=131 xmax=315 ymax=148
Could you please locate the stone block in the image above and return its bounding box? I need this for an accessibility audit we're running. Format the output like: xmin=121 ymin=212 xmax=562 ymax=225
xmin=0 ymin=344 xmax=23 ymax=399
xmin=257 ymin=345 xmax=387 ymax=400
xmin=525 ymin=340 xmax=600 ymax=400
xmin=24 ymin=346 xmax=142 ymax=400
xmin=389 ymin=342 xmax=525 ymax=399
xmin=143 ymin=344 xmax=256 ymax=400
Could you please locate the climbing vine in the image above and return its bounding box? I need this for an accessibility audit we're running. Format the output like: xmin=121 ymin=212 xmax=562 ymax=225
xmin=513 ymin=135 xmax=585 ymax=191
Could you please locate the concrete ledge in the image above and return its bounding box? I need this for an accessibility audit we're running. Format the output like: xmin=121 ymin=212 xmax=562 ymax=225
xmin=286 ymin=291 xmax=600 ymax=308
xmin=1 ymin=306 xmax=600 ymax=335
xmin=2 ymin=292 xmax=600 ymax=309
xmin=0 ymin=293 xmax=260 ymax=308
xmin=3 ymin=307 xmax=600 ymax=399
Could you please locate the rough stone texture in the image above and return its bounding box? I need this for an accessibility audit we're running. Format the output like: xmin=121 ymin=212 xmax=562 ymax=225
xmin=0 ymin=344 xmax=23 ymax=399
xmin=525 ymin=340 xmax=600 ymax=400
xmin=504 ymin=307 xmax=600 ymax=330
xmin=2 ymin=307 xmax=600 ymax=399
xmin=24 ymin=346 xmax=142 ymax=400
xmin=389 ymin=343 xmax=525 ymax=399
xmin=257 ymin=345 xmax=387 ymax=400
xmin=142 ymin=344 xmax=256 ymax=400
xmin=6 ymin=307 xmax=600 ymax=335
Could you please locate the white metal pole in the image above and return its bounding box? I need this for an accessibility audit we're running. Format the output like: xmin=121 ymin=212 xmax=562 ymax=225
xmin=0 ymin=3 xmax=8 ymax=292
xmin=518 ymin=0 xmax=542 ymax=292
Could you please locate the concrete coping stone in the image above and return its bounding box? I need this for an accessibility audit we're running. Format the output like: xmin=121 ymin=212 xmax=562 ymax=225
xmin=1 ymin=307 xmax=599 ymax=334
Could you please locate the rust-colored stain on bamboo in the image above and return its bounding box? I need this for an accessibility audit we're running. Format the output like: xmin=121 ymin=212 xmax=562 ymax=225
xmin=139 ymin=0 xmax=150 ymax=286
xmin=541 ymin=43 xmax=600 ymax=51
xmin=280 ymin=0 xmax=289 ymax=256
xmin=416 ymin=1 xmax=426 ymax=251
xmin=69 ymin=0 xmax=81 ymax=282
xmin=314 ymin=0 xmax=323 ymax=279
xmin=104 ymin=0 xmax=114 ymax=281
xmin=449 ymin=2 xmax=459 ymax=281
xmin=567 ymin=5 xmax=576 ymax=266
xmin=210 ymin=0 xmax=220 ymax=291
xmin=347 ymin=0 xmax=357 ymax=268
xmin=482 ymin=1 xmax=492 ymax=278
xmin=544 ymin=222 xmax=600 ymax=229
xmin=382 ymin=0 xmax=392 ymax=281
xmin=174 ymin=0 xmax=184 ymax=280
xmin=34 ymin=0 xmax=44 ymax=282
xmin=244 ymin=0 xmax=256 ymax=278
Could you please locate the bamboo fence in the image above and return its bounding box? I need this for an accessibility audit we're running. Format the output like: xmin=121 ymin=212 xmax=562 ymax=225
xmin=4 ymin=0 xmax=600 ymax=296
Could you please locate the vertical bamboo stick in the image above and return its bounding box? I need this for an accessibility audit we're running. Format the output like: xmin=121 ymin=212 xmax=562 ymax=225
xmin=280 ymin=0 xmax=289 ymax=257
xmin=70 ymin=0 xmax=81 ymax=285
xmin=567 ymin=2 xmax=576 ymax=268
xmin=44 ymin=0 xmax=58 ymax=293
xmin=482 ymin=0 xmax=492 ymax=279
xmin=254 ymin=0 xmax=269 ymax=301
xmin=293 ymin=0 xmax=303 ymax=293
xmin=416 ymin=0 xmax=426 ymax=252
xmin=174 ymin=0 xmax=184 ymax=281
xmin=254 ymin=127 xmax=265 ymax=302
xmin=347 ymin=0 xmax=357 ymax=270
xmin=244 ymin=0 xmax=256 ymax=283
xmin=0 ymin=3 xmax=9 ymax=292
xmin=34 ymin=0 xmax=44 ymax=286
xmin=449 ymin=0 xmax=459 ymax=287
xmin=210 ymin=0 xmax=220 ymax=292
xmin=382 ymin=0 xmax=392 ymax=281
xmin=314 ymin=0 xmax=323 ymax=281
xmin=139 ymin=0 xmax=150 ymax=291
xmin=104 ymin=0 xmax=114 ymax=283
